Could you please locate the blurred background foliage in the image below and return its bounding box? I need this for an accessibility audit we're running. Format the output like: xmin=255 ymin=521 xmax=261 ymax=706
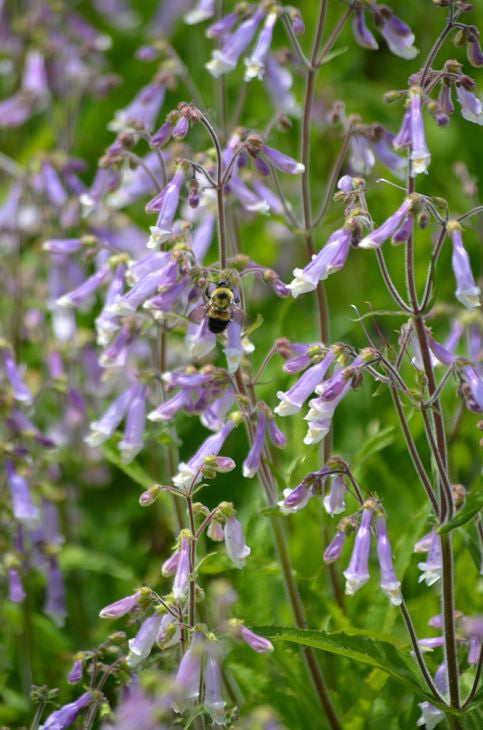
xmin=0 ymin=0 xmax=481 ymax=728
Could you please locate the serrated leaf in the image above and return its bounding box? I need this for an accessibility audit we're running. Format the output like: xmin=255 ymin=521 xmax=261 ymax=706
xmin=252 ymin=626 xmax=430 ymax=698
xmin=439 ymin=490 xmax=483 ymax=534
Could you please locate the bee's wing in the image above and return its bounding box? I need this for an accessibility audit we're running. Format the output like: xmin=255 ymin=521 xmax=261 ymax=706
xmin=188 ymin=303 xmax=208 ymax=324
xmin=231 ymin=306 xmax=249 ymax=327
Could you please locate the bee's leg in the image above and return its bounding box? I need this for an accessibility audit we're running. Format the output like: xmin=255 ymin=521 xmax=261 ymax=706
xmin=205 ymin=287 xmax=210 ymax=299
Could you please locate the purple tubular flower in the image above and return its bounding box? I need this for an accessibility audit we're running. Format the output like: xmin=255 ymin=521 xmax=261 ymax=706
xmin=243 ymin=411 xmax=266 ymax=478
xmin=173 ymin=419 xmax=235 ymax=490
xmin=252 ymin=180 xmax=284 ymax=215
xmin=109 ymin=81 xmax=165 ymax=133
xmin=462 ymin=617 xmax=483 ymax=664
xmin=22 ymin=50 xmax=49 ymax=99
xmin=253 ymin=155 xmax=271 ymax=177
xmin=8 ymin=567 xmax=26 ymax=603
xmin=417 ymin=531 xmax=442 ymax=586
xmin=467 ymin=36 xmax=483 ymax=68
xmin=393 ymin=109 xmax=411 ymax=149
xmin=203 ymin=655 xmax=226 ymax=725
xmin=343 ymin=508 xmax=373 ymax=595
xmin=418 ymin=637 xmax=445 ymax=651
xmin=238 ymin=624 xmax=273 ymax=653
xmin=358 ymin=197 xmax=412 ymax=248
xmin=409 ymin=88 xmax=431 ymax=175
xmin=206 ymin=12 xmax=238 ymax=38
xmin=275 ymin=350 xmax=335 ymax=416
xmin=85 ymin=383 xmax=136 ymax=447
xmin=279 ymin=482 xmax=313 ymax=515
xmin=187 ymin=319 xmax=217 ymax=359
xmin=287 ymin=228 xmax=351 ymax=296
xmin=144 ymin=278 xmax=188 ymax=315
xmin=224 ymin=516 xmax=251 ymax=568
xmin=264 ymin=55 xmax=298 ymax=115
xmin=371 ymin=133 xmax=407 ymax=177
xmin=119 ymin=384 xmax=146 ymax=463
xmin=127 ymin=613 xmax=162 ymax=667
xmin=184 ymin=0 xmax=215 ymax=25
xmin=172 ymin=537 xmax=190 ymax=599
xmin=6 ymin=461 xmax=39 ymax=524
xmin=163 ymin=370 xmax=213 ymax=389
xmin=244 ymin=12 xmax=277 ymax=81
xmin=438 ymin=83 xmax=454 ymax=116
xmin=207 ymin=520 xmax=225 ymax=541
xmin=56 ymin=265 xmax=110 ymax=308
xmin=111 ymin=259 xmax=178 ymax=314
xmin=349 ymin=135 xmax=375 ymax=175
xmin=200 ymin=389 xmax=235 ymax=431
xmin=148 ymin=390 xmax=193 ymax=422
xmin=147 ymin=170 xmax=185 ymax=245
xmin=127 ymin=252 xmax=171 ymax=284
xmin=224 ymin=321 xmax=244 ymax=374
xmin=267 ymin=418 xmax=286 ymax=448
xmin=95 ymin=263 xmax=125 ymax=345
xmin=99 ymin=590 xmax=142 ymax=618
xmin=41 ymin=162 xmax=67 ymax=207
xmin=380 ymin=14 xmax=418 ymax=59
xmin=161 ymin=550 xmax=180 ymax=576
xmin=447 ymin=220 xmax=480 ymax=308
xmin=1 ymin=349 xmax=33 ymax=404
xmin=191 ymin=213 xmax=215 ymax=264
xmin=44 ymin=556 xmax=67 ymax=626
xmin=376 ymin=516 xmax=402 ymax=606
xmin=323 ymin=530 xmax=346 ymax=563
xmin=323 ymin=476 xmax=346 ymax=515
xmin=391 ymin=214 xmax=413 ymax=244
xmin=455 ymin=84 xmax=483 ymax=125
xmin=261 ymin=144 xmax=304 ymax=175
xmin=150 ymin=120 xmax=173 ymax=147
xmin=174 ymin=633 xmax=203 ymax=703
xmin=67 ymin=658 xmax=83 ymax=684
xmin=417 ymin=662 xmax=447 ymax=729
xmin=352 ymin=9 xmax=378 ymax=50
xmin=172 ymin=115 xmax=189 ymax=140
xmin=228 ymin=172 xmax=270 ymax=214
xmin=205 ymin=8 xmax=265 ymax=77
xmin=39 ymin=691 xmax=93 ymax=730
xmin=413 ymin=530 xmax=435 ymax=553
xmin=43 ymin=238 xmax=83 ymax=255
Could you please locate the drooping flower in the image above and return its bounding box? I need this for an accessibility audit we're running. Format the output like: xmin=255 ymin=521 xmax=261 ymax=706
xmin=376 ymin=516 xmax=402 ymax=606
xmin=349 ymin=134 xmax=375 ymax=175
xmin=161 ymin=549 xmax=180 ymax=576
xmin=417 ymin=531 xmax=442 ymax=586
xmin=67 ymin=657 xmax=83 ymax=684
xmin=243 ymin=411 xmax=266 ymax=478
xmin=56 ymin=265 xmax=111 ymax=309
xmin=323 ymin=529 xmax=347 ymax=564
xmin=223 ymin=321 xmax=244 ymax=374
xmin=287 ymin=227 xmax=351 ymax=297
xmin=379 ymin=12 xmax=418 ymax=59
xmin=352 ymin=9 xmax=378 ymax=50
xmin=184 ymin=0 xmax=215 ymax=25
xmin=455 ymin=83 xmax=483 ymax=125
xmin=275 ymin=350 xmax=335 ymax=416
xmin=264 ymin=55 xmax=299 ymax=115
xmin=44 ymin=556 xmax=67 ymax=626
xmin=108 ymin=81 xmax=165 ymax=133
xmin=358 ymin=197 xmax=413 ymax=249
xmin=323 ymin=475 xmax=346 ymax=515
xmin=408 ymin=87 xmax=431 ymax=175
xmin=267 ymin=417 xmax=286 ymax=448
xmin=0 ymin=347 xmax=33 ymax=404
xmin=99 ymin=590 xmax=142 ymax=618
xmin=118 ymin=384 xmax=147 ymax=463
xmin=172 ymin=536 xmax=190 ymax=600
xmin=85 ymin=383 xmax=137 ymax=447
xmin=8 ymin=567 xmax=26 ymax=603
xmin=127 ymin=613 xmax=162 ymax=667
xmin=447 ymin=220 xmax=480 ymax=308
xmin=224 ymin=516 xmax=251 ymax=569
xmin=146 ymin=168 xmax=186 ymax=244
xmin=6 ymin=461 xmax=39 ymax=524
xmin=343 ymin=508 xmax=373 ymax=596
xmin=39 ymin=691 xmax=93 ymax=730
xmin=244 ymin=12 xmax=277 ymax=82
xmin=174 ymin=632 xmax=203 ymax=705
xmin=235 ymin=622 xmax=273 ymax=653
xmin=206 ymin=8 xmax=265 ymax=77
xmin=173 ymin=420 xmax=236 ymax=491
xmin=203 ymin=655 xmax=226 ymax=725
xmin=259 ymin=144 xmax=304 ymax=175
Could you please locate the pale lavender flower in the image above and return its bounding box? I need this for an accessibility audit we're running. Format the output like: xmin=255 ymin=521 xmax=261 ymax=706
xmin=95 ymin=263 xmax=125 ymax=345
xmin=278 ymin=482 xmax=313 ymax=515
xmin=41 ymin=162 xmax=67 ymax=207
xmin=206 ymin=8 xmax=265 ymax=77
xmin=438 ymin=83 xmax=454 ymax=116
xmin=173 ymin=537 xmax=190 ymax=599
xmin=43 ymin=238 xmax=83 ymax=255
xmin=22 ymin=50 xmax=49 ymax=99
xmin=174 ymin=633 xmax=203 ymax=703
xmin=349 ymin=135 xmax=375 ymax=175
xmin=184 ymin=0 xmax=215 ymax=25
xmin=207 ymin=520 xmax=225 ymax=541
xmin=127 ymin=252 xmax=171 ymax=283
xmin=267 ymin=418 xmax=286 ymax=448
xmin=147 ymin=168 xmax=185 ymax=237
xmin=371 ymin=131 xmax=407 ymax=177
xmin=99 ymin=590 xmax=142 ymax=618
xmin=323 ymin=475 xmax=346 ymax=515
xmin=206 ymin=12 xmax=238 ymax=39
xmin=418 ymin=637 xmax=445 ymax=652
xmin=275 ymin=350 xmax=335 ymax=416
xmin=455 ymin=84 xmax=483 ymax=125
xmin=39 ymin=691 xmax=93 ymax=730
xmin=127 ymin=613 xmax=162 ymax=666
xmin=108 ymin=81 xmax=165 ymax=133
xmin=264 ymin=55 xmax=298 ymax=115
xmin=187 ymin=319 xmax=217 ymax=359
xmin=462 ymin=616 xmax=483 ymax=664
xmin=417 ymin=531 xmax=442 ymax=586
xmin=352 ymin=9 xmax=378 ymax=50
xmin=6 ymin=461 xmax=39 ymax=524
xmin=467 ymin=35 xmax=483 ymax=68
xmin=391 ymin=214 xmax=413 ymax=244
xmin=56 ymin=265 xmax=110 ymax=308
xmin=358 ymin=197 xmax=413 ymax=248
xmin=252 ymin=180 xmax=284 ymax=215
xmin=119 ymin=384 xmax=147 ymax=463
xmin=287 ymin=228 xmax=351 ymax=296
xmin=148 ymin=390 xmax=193 ymax=422
xmin=203 ymin=655 xmax=226 ymax=725
xmin=80 ymin=167 xmax=120 ymax=213
xmin=44 ymin=556 xmax=66 ymax=626
xmin=379 ymin=13 xmax=418 ymax=59
xmin=409 ymin=87 xmax=431 ymax=175
xmin=417 ymin=662 xmax=447 ymax=729
xmin=191 ymin=212 xmax=215 ymax=263
xmin=157 ymin=611 xmax=181 ymax=648
xmin=224 ymin=321 xmax=244 ymax=374
xmin=243 ymin=411 xmax=266 ymax=478
xmin=1 ymin=348 xmax=33 ymax=404
xmin=244 ymin=12 xmax=277 ymax=81
xmin=238 ymin=624 xmax=273 ymax=653
xmin=173 ymin=420 xmax=235 ymax=490
xmin=161 ymin=549 xmax=180 ymax=576
xmin=343 ymin=508 xmax=373 ymax=595
xmin=150 ymin=120 xmax=173 ymax=147
xmin=99 ymin=323 xmax=132 ymax=369
xmin=111 ymin=259 xmax=178 ymax=314
xmin=172 ymin=115 xmax=189 ymax=140
xmin=323 ymin=530 xmax=346 ymax=563
xmin=85 ymin=383 xmax=136 ymax=447
xmin=228 ymin=171 xmax=270 ymax=214
xmin=224 ymin=516 xmax=251 ymax=568
xmin=447 ymin=220 xmax=480 ymax=308
xmin=8 ymin=567 xmax=26 ymax=603
xmin=67 ymin=658 xmax=83 ymax=684
xmin=376 ymin=516 xmax=402 ymax=606
xmin=260 ymin=144 xmax=304 ymax=174
xmin=393 ymin=109 xmax=411 ymax=149
xmin=200 ymin=388 xmax=236 ymax=431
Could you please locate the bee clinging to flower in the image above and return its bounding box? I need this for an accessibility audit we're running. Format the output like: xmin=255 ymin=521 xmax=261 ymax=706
xmin=189 ymin=269 xmax=247 ymax=334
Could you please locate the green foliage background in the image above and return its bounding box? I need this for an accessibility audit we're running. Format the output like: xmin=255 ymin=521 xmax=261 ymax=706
xmin=0 ymin=1 xmax=481 ymax=728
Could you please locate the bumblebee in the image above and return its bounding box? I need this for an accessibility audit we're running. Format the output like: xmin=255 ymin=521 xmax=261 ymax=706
xmin=189 ymin=270 xmax=247 ymax=334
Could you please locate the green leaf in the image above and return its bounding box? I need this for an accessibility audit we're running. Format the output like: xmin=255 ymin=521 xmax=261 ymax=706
xmin=252 ymin=626 xmax=430 ymax=698
xmin=100 ymin=442 xmax=156 ymax=492
xmin=342 ymin=669 xmax=389 ymax=730
xmin=58 ymin=545 xmax=135 ymax=581
xmin=439 ymin=490 xmax=483 ymax=534
xmin=196 ymin=551 xmax=233 ymax=575
xmin=350 ymin=426 xmax=395 ymax=469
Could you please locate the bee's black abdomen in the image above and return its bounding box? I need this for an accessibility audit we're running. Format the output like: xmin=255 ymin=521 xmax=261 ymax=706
xmin=208 ymin=317 xmax=229 ymax=334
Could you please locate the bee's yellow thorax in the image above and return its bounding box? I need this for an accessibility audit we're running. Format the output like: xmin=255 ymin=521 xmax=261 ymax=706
xmin=211 ymin=287 xmax=233 ymax=310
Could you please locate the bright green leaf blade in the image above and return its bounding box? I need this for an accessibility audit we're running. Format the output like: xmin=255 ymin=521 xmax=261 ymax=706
xmin=439 ymin=490 xmax=483 ymax=534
